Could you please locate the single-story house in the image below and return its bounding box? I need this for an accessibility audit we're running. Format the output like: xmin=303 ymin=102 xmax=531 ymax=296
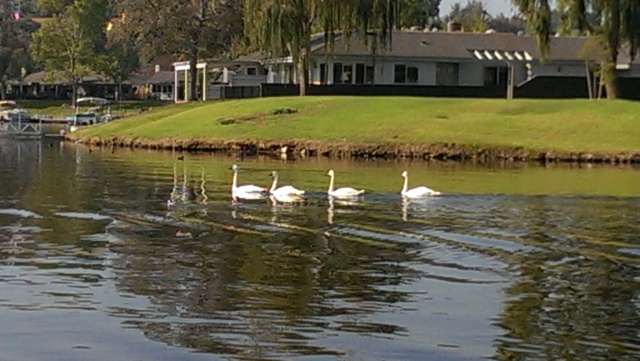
xmin=14 ymin=68 xmax=177 ymax=101
xmin=130 ymin=70 xmax=174 ymax=100
xmin=273 ymin=30 xmax=640 ymax=87
xmin=172 ymin=52 xmax=268 ymax=101
xmin=174 ymin=30 xmax=640 ymax=101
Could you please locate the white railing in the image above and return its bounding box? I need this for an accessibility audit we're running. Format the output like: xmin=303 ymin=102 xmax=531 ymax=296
xmin=0 ymin=118 xmax=42 ymax=137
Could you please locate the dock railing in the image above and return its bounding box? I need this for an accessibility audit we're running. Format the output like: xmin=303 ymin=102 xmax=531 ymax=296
xmin=0 ymin=114 xmax=42 ymax=137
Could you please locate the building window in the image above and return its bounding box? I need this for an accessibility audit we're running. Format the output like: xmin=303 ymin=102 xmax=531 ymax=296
xmin=355 ymin=63 xmax=365 ymax=84
xmin=394 ymin=65 xmax=419 ymax=83
xmin=436 ymin=63 xmax=459 ymax=85
xmin=342 ymin=65 xmax=352 ymax=83
xmin=394 ymin=64 xmax=406 ymax=83
xmin=407 ymin=66 xmax=418 ymax=83
xmin=246 ymin=67 xmax=257 ymax=75
xmin=484 ymin=66 xmax=508 ymax=86
xmin=333 ymin=63 xmax=343 ymax=84
xmin=365 ymin=65 xmax=374 ymax=84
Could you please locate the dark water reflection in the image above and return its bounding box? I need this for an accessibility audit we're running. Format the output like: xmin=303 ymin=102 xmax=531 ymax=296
xmin=0 ymin=138 xmax=639 ymax=360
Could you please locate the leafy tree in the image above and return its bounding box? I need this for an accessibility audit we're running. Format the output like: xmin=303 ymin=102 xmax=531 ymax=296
xmin=0 ymin=6 xmax=39 ymax=99
xmin=397 ymin=0 xmax=441 ymax=29
xmin=31 ymin=0 xmax=110 ymax=105
xmin=243 ymin=0 xmax=399 ymax=96
xmin=513 ymin=0 xmax=640 ymax=98
xmin=117 ymin=0 xmax=244 ymax=101
xmin=443 ymin=0 xmax=491 ymax=32
xmin=98 ymin=13 xmax=139 ymax=101
xmin=489 ymin=14 xmax=526 ymax=34
xmin=31 ymin=9 xmax=92 ymax=105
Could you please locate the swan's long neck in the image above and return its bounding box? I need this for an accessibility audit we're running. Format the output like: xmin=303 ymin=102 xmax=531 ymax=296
xmin=232 ymin=171 xmax=238 ymax=190
xmin=401 ymin=175 xmax=409 ymax=193
xmin=328 ymin=173 xmax=335 ymax=193
xmin=270 ymin=175 xmax=278 ymax=193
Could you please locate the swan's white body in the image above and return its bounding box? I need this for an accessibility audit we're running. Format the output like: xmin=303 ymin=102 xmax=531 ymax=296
xmin=269 ymin=194 xmax=304 ymax=204
xmin=231 ymin=165 xmax=266 ymax=198
xmin=400 ymin=170 xmax=440 ymax=198
xmin=269 ymin=171 xmax=305 ymax=197
xmin=327 ymin=169 xmax=365 ymax=198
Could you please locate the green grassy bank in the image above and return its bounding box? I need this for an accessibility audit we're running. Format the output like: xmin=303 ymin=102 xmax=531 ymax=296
xmin=66 ymin=96 xmax=640 ymax=157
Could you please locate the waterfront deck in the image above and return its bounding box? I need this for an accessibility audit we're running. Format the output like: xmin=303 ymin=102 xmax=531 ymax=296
xmin=0 ymin=119 xmax=43 ymax=137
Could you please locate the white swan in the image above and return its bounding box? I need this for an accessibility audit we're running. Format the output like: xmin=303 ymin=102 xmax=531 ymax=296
xmin=327 ymin=169 xmax=365 ymax=198
xmin=269 ymin=194 xmax=303 ymax=205
xmin=231 ymin=164 xmax=267 ymax=198
xmin=269 ymin=171 xmax=305 ymax=196
xmin=400 ymin=170 xmax=441 ymax=198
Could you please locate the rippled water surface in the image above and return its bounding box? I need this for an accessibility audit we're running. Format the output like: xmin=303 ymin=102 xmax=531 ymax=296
xmin=1 ymin=138 xmax=639 ymax=361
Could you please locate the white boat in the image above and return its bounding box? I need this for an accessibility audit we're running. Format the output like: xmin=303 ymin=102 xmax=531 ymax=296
xmin=0 ymin=100 xmax=31 ymax=123
xmin=66 ymin=97 xmax=115 ymax=126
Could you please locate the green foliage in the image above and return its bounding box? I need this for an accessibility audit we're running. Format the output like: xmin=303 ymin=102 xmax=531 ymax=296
xmin=515 ymin=0 xmax=640 ymax=98
xmin=512 ymin=0 xmax=552 ymax=57
xmin=31 ymin=11 xmax=93 ymax=105
xmin=0 ymin=11 xmax=40 ymax=98
xmin=97 ymin=15 xmax=139 ymax=85
xmin=30 ymin=0 xmax=111 ymax=104
xmin=113 ymin=0 xmax=243 ymax=99
xmin=397 ymin=0 xmax=441 ymax=28
xmin=443 ymin=0 xmax=491 ymax=32
xmin=243 ymin=0 xmax=400 ymax=95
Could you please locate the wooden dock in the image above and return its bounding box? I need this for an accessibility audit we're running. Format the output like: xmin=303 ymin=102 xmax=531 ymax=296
xmin=0 ymin=119 xmax=43 ymax=137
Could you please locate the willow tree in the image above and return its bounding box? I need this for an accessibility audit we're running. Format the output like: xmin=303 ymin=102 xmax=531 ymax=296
xmin=243 ymin=0 xmax=398 ymax=96
xmin=513 ymin=0 xmax=640 ymax=98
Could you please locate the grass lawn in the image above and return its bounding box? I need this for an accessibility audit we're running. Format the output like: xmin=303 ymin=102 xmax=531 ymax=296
xmin=66 ymin=96 xmax=640 ymax=153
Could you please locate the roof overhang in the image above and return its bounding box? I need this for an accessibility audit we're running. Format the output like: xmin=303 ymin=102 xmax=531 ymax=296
xmin=471 ymin=49 xmax=534 ymax=62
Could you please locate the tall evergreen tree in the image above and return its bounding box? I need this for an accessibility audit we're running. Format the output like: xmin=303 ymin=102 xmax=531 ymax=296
xmin=243 ymin=0 xmax=399 ymax=96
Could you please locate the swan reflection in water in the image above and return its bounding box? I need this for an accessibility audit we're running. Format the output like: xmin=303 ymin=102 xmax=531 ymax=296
xmin=327 ymin=196 xmax=363 ymax=225
xmin=401 ymin=196 xmax=440 ymax=221
xmin=268 ymin=194 xmax=306 ymax=224
xmin=167 ymin=163 xmax=208 ymax=211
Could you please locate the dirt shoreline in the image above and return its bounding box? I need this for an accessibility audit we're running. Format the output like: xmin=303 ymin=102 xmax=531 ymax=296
xmin=65 ymin=135 xmax=640 ymax=164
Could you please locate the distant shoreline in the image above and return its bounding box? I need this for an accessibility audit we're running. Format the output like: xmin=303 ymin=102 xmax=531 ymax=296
xmin=65 ymin=135 xmax=640 ymax=164
xmin=60 ymin=96 xmax=640 ymax=164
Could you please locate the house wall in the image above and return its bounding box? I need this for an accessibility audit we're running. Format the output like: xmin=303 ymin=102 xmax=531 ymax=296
xmin=532 ymin=63 xmax=586 ymax=77
xmin=374 ymin=61 xmax=436 ymax=85
xmin=230 ymin=75 xmax=267 ymax=87
xmin=266 ymin=64 xmax=293 ymax=84
xmin=618 ymin=67 xmax=640 ymax=78
xmin=458 ymin=62 xmax=482 ymax=86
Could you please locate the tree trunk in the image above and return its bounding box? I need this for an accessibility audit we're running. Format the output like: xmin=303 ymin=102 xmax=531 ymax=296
xmin=71 ymin=83 xmax=78 ymax=107
xmin=297 ymin=56 xmax=307 ymax=96
xmin=0 ymin=82 xmax=5 ymax=100
xmin=585 ymin=62 xmax=593 ymax=99
xmin=604 ymin=73 xmax=617 ymax=99
xmin=189 ymin=57 xmax=198 ymax=101
xmin=605 ymin=0 xmax=620 ymax=99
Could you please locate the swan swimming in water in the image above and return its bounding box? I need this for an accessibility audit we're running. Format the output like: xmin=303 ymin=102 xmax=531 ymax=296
xmin=400 ymin=170 xmax=441 ymax=198
xmin=327 ymin=169 xmax=365 ymax=198
xmin=231 ymin=164 xmax=267 ymax=198
xmin=269 ymin=171 xmax=305 ymax=197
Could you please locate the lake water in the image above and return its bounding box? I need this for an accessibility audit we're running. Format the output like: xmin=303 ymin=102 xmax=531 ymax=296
xmin=1 ymin=138 xmax=639 ymax=361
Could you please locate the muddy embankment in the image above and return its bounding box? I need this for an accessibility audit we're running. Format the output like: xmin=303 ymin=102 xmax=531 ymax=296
xmin=66 ymin=135 xmax=640 ymax=164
